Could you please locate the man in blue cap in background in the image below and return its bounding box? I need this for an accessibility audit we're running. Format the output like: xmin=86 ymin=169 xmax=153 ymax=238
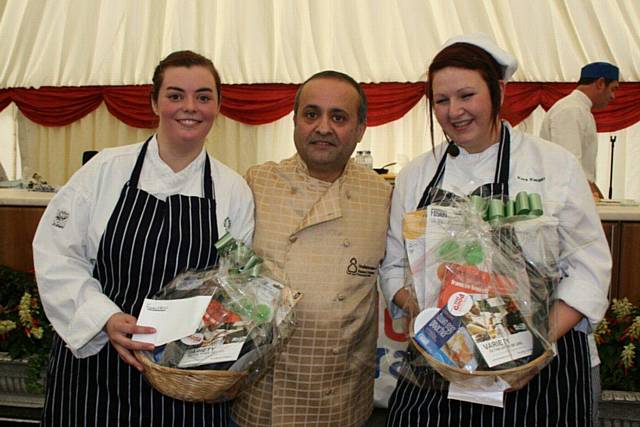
xmin=539 ymin=62 xmax=618 ymax=426
xmin=540 ymin=61 xmax=619 ymax=199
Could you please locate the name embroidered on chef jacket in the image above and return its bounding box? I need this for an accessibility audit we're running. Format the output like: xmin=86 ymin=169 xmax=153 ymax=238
xmin=346 ymin=257 xmax=376 ymax=277
xmin=516 ymin=175 xmax=546 ymax=182
xmin=52 ymin=209 xmax=70 ymax=229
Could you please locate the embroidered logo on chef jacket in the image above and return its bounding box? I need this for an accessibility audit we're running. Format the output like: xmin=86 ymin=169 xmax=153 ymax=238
xmin=52 ymin=209 xmax=70 ymax=229
xmin=346 ymin=257 xmax=376 ymax=277
xmin=224 ymin=217 xmax=231 ymax=231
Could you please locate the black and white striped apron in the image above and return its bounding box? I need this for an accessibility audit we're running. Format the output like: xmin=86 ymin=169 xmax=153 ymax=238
xmin=386 ymin=124 xmax=592 ymax=426
xmin=42 ymin=137 xmax=227 ymax=426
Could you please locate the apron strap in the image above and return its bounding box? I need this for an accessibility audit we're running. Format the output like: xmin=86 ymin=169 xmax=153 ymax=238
xmin=493 ymin=122 xmax=511 ymax=193
xmin=204 ymin=153 xmax=214 ymax=200
xmin=416 ymin=147 xmax=449 ymax=209
xmin=472 ymin=122 xmax=511 ymax=200
xmin=129 ymin=135 xmax=154 ymax=187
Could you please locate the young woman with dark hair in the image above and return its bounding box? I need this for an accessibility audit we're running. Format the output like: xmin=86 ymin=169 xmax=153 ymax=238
xmin=380 ymin=34 xmax=610 ymax=426
xmin=34 ymin=50 xmax=254 ymax=426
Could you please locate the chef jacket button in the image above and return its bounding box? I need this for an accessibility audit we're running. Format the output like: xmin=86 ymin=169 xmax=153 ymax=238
xmin=337 ymin=294 xmax=345 ymax=301
xmin=332 ymin=347 xmax=339 ymax=355
xmin=345 ymin=191 xmax=352 ymax=199
xmin=325 ymin=388 xmax=334 ymax=396
xmin=290 ymin=187 xmax=297 ymax=194
xmin=289 ymin=235 xmax=297 ymax=243
xmin=342 ymin=239 xmax=350 ymax=247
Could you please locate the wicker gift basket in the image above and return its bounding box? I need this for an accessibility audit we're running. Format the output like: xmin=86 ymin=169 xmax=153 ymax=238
xmin=410 ymin=317 xmax=554 ymax=386
xmin=402 ymin=192 xmax=567 ymax=387
xmin=133 ymin=233 xmax=299 ymax=402
xmin=135 ymin=351 xmax=247 ymax=402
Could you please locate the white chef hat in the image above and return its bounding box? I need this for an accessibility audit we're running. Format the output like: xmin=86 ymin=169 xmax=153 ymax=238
xmin=440 ymin=33 xmax=518 ymax=81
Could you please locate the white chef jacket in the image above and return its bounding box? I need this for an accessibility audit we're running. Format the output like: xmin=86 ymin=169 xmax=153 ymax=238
xmin=380 ymin=123 xmax=611 ymax=328
xmin=33 ymin=136 xmax=254 ymax=358
xmin=539 ymin=90 xmax=598 ymax=182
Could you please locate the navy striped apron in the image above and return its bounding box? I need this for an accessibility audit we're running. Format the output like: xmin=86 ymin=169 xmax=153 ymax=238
xmin=386 ymin=124 xmax=592 ymax=426
xmin=42 ymin=138 xmax=227 ymax=426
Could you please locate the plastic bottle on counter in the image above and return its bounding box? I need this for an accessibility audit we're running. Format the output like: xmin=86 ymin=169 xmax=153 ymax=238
xmin=354 ymin=151 xmax=366 ymax=166
xmin=363 ymin=150 xmax=373 ymax=169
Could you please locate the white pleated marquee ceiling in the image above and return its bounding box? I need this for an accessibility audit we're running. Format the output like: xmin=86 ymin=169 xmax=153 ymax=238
xmin=1 ymin=0 xmax=638 ymax=88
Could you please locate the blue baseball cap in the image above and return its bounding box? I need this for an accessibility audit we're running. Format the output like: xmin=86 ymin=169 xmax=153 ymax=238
xmin=580 ymin=62 xmax=619 ymax=80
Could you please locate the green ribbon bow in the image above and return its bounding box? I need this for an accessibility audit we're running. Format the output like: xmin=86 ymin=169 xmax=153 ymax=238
xmin=471 ymin=192 xmax=544 ymax=226
xmin=214 ymin=232 xmax=263 ymax=277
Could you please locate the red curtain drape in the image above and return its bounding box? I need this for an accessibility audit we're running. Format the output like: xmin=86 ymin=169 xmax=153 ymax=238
xmin=502 ymin=83 xmax=640 ymax=132
xmin=220 ymin=84 xmax=299 ymax=125
xmin=0 ymin=82 xmax=638 ymax=131
xmin=6 ymin=87 xmax=103 ymax=127
xmin=363 ymin=82 xmax=426 ymax=126
xmin=104 ymin=86 xmax=158 ymax=128
xmin=0 ymin=91 xmax=12 ymax=112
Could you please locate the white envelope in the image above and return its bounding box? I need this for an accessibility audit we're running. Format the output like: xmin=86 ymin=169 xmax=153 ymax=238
xmin=132 ymin=295 xmax=212 ymax=346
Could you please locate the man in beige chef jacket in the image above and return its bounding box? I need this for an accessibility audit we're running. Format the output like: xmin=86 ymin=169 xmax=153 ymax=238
xmin=231 ymin=70 xmax=391 ymax=426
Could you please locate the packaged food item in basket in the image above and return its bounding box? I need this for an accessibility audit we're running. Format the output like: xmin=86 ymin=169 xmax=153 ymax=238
xmin=413 ymin=305 xmax=478 ymax=371
xmin=435 ymin=262 xmax=517 ymax=308
xmin=460 ymin=295 xmax=535 ymax=369
xmin=133 ymin=232 xmax=302 ymax=402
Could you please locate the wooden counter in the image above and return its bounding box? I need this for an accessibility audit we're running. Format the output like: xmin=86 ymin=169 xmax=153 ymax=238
xmin=598 ymin=204 xmax=640 ymax=305
xmin=0 ymin=189 xmax=53 ymax=272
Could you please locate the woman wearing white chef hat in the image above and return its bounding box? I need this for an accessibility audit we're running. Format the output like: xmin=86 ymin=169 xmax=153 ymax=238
xmin=380 ymin=33 xmax=610 ymax=426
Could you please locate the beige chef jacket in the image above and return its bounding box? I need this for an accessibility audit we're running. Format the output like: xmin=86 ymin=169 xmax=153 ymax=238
xmin=232 ymin=155 xmax=391 ymax=426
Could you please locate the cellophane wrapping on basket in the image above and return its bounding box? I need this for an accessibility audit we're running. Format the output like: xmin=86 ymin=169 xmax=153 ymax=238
xmin=402 ymin=191 xmax=569 ymax=388
xmin=137 ymin=232 xmax=301 ymax=401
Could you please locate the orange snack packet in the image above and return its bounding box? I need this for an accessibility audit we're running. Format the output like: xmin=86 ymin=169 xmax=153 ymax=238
xmin=436 ymin=263 xmax=516 ymax=308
